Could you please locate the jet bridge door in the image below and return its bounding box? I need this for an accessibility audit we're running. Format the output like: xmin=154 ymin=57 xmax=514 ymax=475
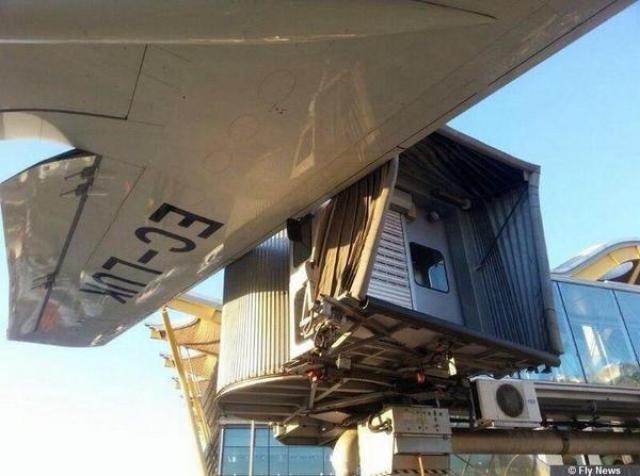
xmin=403 ymin=208 xmax=463 ymax=325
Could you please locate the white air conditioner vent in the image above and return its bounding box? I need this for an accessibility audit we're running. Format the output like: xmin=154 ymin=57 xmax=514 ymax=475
xmin=473 ymin=378 xmax=541 ymax=428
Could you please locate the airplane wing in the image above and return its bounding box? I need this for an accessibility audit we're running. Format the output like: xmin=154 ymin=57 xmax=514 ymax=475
xmin=2 ymin=151 xmax=224 ymax=345
xmin=0 ymin=0 xmax=633 ymax=346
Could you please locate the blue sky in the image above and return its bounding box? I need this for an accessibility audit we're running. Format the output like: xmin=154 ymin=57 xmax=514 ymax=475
xmin=0 ymin=4 xmax=639 ymax=475
xmin=449 ymin=4 xmax=640 ymax=266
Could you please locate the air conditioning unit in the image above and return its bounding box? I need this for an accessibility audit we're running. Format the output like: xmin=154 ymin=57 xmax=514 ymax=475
xmin=473 ymin=378 xmax=542 ymax=428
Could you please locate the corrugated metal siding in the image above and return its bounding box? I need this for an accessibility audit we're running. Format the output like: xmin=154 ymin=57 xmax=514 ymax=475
xmin=486 ymin=184 xmax=550 ymax=351
xmin=217 ymin=230 xmax=290 ymax=392
xmin=368 ymin=210 xmax=413 ymax=309
xmin=454 ymin=184 xmax=551 ymax=351
xmin=397 ymin=131 xmax=556 ymax=354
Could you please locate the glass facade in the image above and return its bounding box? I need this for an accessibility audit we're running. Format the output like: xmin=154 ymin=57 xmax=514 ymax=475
xmin=219 ymin=280 xmax=640 ymax=475
xmin=221 ymin=426 xmax=334 ymax=476
xmin=449 ymin=454 xmax=544 ymax=476
xmin=524 ymin=284 xmax=586 ymax=383
xmin=614 ymin=290 xmax=640 ymax=363
xmin=561 ymin=282 xmax=640 ymax=386
xmin=523 ymin=281 xmax=640 ymax=386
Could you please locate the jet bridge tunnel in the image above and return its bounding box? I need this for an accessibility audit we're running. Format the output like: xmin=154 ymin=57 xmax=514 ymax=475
xmin=213 ymin=127 xmax=561 ymax=427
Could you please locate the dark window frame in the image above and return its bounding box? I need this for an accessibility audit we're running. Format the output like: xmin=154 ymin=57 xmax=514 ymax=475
xmin=409 ymin=242 xmax=450 ymax=293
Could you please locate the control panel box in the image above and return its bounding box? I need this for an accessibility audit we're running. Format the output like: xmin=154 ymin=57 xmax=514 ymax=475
xmin=357 ymin=406 xmax=451 ymax=476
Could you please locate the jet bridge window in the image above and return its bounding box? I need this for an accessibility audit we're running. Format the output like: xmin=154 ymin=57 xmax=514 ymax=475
xmin=409 ymin=242 xmax=449 ymax=292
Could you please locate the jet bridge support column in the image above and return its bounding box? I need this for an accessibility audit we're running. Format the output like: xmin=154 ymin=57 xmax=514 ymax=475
xmin=331 ymin=429 xmax=359 ymax=476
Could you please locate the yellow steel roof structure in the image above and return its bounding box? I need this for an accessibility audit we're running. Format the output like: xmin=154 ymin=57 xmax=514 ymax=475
xmin=554 ymin=239 xmax=640 ymax=285
xmin=171 ymin=377 xmax=212 ymax=395
xmin=149 ymin=294 xmax=221 ymax=476
xmin=164 ymin=352 xmax=217 ymax=381
xmin=149 ymin=294 xmax=222 ymax=356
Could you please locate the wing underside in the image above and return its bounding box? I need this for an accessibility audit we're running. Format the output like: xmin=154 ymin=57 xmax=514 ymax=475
xmin=2 ymin=151 xmax=225 ymax=346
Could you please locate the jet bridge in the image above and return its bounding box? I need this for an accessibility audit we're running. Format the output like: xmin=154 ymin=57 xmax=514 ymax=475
xmin=205 ymin=129 xmax=640 ymax=476
xmin=146 ymin=142 xmax=640 ymax=475
xmin=154 ymin=293 xmax=640 ymax=476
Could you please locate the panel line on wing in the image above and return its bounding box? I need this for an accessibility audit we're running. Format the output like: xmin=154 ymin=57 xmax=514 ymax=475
xmin=79 ymin=164 xmax=148 ymax=269
xmin=0 ymin=108 xmax=127 ymax=121
xmin=33 ymin=154 xmax=102 ymax=333
xmin=411 ymin=1 xmax=496 ymax=21
xmin=125 ymin=45 xmax=149 ymax=120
